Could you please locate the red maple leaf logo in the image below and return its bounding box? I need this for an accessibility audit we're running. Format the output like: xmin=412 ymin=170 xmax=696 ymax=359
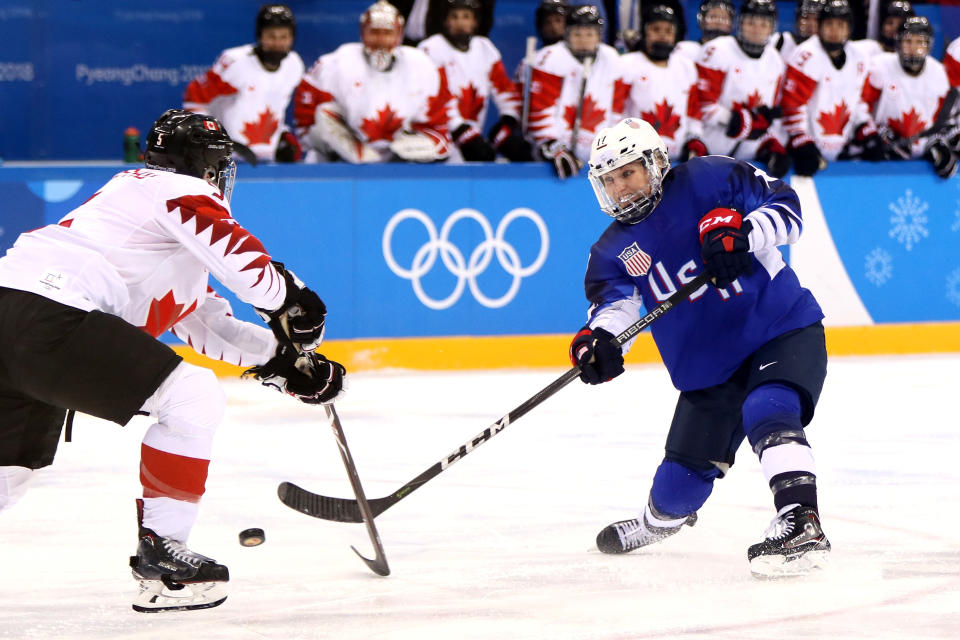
xmin=241 ymin=109 xmax=279 ymax=145
xmin=360 ymin=105 xmax=405 ymax=142
xmin=641 ymin=100 xmax=681 ymax=139
xmin=139 ymin=290 xmax=198 ymax=337
xmin=458 ymin=83 xmax=485 ymax=121
xmin=738 ymin=90 xmax=763 ymax=110
xmin=887 ymin=107 xmax=926 ymax=140
xmin=817 ymin=101 xmax=851 ymax=136
xmin=563 ymin=95 xmax=606 ymax=133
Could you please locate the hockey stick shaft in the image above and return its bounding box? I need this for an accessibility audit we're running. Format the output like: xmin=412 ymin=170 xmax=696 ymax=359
xmin=520 ymin=36 xmax=536 ymax=137
xmin=278 ymin=272 xmax=711 ymax=523
xmin=569 ymin=57 xmax=594 ymax=153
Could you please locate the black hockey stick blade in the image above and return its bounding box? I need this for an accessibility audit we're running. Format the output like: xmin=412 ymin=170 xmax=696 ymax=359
xmin=279 ymin=272 xmax=712 ymax=524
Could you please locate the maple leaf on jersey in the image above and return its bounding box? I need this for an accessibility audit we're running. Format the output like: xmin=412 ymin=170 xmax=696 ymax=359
xmin=139 ymin=290 xmax=198 ymax=338
xmin=641 ymin=100 xmax=681 ymax=139
xmin=241 ymin=109 xmax=279 ymax=145
xmin=360 ymin=105 xmax=405 ymax=142
xmin=816 ymin=101 xmax=851 ymax=136
xmin=459 ymin=83 xmax=485 ymax=121
xmin=743 ymin=90 xmax=763 ymax=110
xmin=887 ymin=107 xmax=926 ymax=140
xmin=563 ymin=95 xmax=606 ymax=133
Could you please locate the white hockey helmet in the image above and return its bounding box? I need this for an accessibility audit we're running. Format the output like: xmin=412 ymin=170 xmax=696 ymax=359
xmin=588 ymin=118 xmax=670 ymax=224
xmin=361 ymin=0 xmax=405 ymax=71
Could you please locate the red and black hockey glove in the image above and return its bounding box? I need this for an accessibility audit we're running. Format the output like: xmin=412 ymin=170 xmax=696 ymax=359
xmin=787 ymin=134 xmax=824 ymax=177
xmin=538 ymin=139 xmax=583 ymax=179
xmin=569 ymin=326 xmax=625 ymax=385
xmin=452 ymin=123 xmax=496 ymax=162
xmin=487 ymin=115 xmax=534 ymax=161
xmin=853 ymin=122 xmax=885 ymax=161
xmin=755 ymin=137 xmax=791 ymax=178
xmin=726 ymin=105 xmax=780 ymax=141
xmin=275 ymin=131 xmax=303 ymax=163
xmin=681 ymin=137 xmax=708 ymax=161
xmin=699 ymin=208 xmax=754 ymax=288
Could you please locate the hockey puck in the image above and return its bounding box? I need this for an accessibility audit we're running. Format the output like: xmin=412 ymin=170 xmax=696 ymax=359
xmin=239 ymin=527 xmax=265 ymax=547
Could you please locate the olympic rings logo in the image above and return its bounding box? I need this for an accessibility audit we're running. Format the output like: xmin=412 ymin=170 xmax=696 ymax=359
xmin=382 ymin=208 xmax=550 ymax=310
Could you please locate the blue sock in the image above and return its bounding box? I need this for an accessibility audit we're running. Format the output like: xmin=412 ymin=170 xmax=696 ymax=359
xmin=649 ymin=460 xmax=718 ymax=518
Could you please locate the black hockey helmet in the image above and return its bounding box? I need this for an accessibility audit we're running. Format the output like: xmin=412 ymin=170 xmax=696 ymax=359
xmin=636 ymin=4 xmax=685 ymax=58
xmin=536 ymin=0 xmax=570 ymax=31
xmin=818 ymin=0 xmax=853 ymax=26
xmin=696 ymin=0 xmax=734 ymax=42
xmin=441 ymin=0 xmax=481 ymax=50
xmin=256 ymin=4 xmax=296 ymax=39
xmin=896 ymin=15 xmax=932 ymax=74
xmin=881 ymin=0 xmax=914 ymax=21
xmin=144 ymin=109 xmax=236 ymax=201
xmin=737 ymin=0 xmax=778 ymax=58
xmin=879 ymin=0 xmax=914 ymax=49
xmin=794 ymin=0 xmax=825 ymax=40
xmin=567 ymin=4 xmax=604 ymax=30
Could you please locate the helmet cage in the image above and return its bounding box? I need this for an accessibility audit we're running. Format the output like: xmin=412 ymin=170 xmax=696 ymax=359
xmin=896 ymin=16 xmax=932 ymax=74
xmin=736 ymin=0 xmax=778 ymax=58
xmin=361 ymin=1 xmax=404 ymax=71
xmin=144 ymin=109 xmax=237 ymax=202
xmin=588 ymin=120 xmax=670 ymax=224
xmin=697 ymin=0 xmax=735 ymax=41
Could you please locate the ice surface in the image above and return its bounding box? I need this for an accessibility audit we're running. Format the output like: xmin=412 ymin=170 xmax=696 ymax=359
xmin=1 ymin=354 xmax=959 ymax=639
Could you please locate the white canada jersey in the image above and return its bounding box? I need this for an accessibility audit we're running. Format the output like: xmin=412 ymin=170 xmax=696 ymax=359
xmin=294 ymin=43 xmax=450 ymax=159
xmin=862 ymin=53 xmax=950 ymax=158
xmin=183 ymin=44 xmax=304 ymax=162
xmin=774 ymin=32 xmax=801 ymax=61
xmin=527 ymin=42 xmax=629 ymax=161
xmin=781 ymin=36 xmax=872 ymax=160
xmin=674 ymin=40 xmax=702 ymax=61
xmin=0 ymin=169 xmax=282 ymax=366
xmin=418 ymin=34 xmax=521 ymax=130
xmin=695 ymin=36 xmax=785 ymax=158
xmin=850 ymin=39 xmax=884 ymax=61
xmin=945 ymin=37 xmax=960 ymax=88
xmin=621 ymin=50 xmax=703 ymax=161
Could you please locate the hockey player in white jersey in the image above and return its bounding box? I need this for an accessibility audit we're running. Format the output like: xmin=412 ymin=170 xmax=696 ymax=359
xmin=946 ymin=36 xmax=960 ymax=89
xmin=0 ymin=110 xmax=345 ymax=612
xmin=781 ymin=0 xmax=880 ymax=176
xmin=695 ymin=0 xmax=791 ymax=177
xmin=675 ymin=0 xmax=734 ymax=61
xmin=852 ymin=0 xmax=915 ymax=60
xmin=862 ymin=17 xmax=957 ymax=178
xmin=183 ymin=5 xmax=305 ymax=163
xmin=419 ymin=0 xmax=532 ymax=162
xmin=294 ymin=1 xmax=452 ymax=164
xmin=773 ymin=0 xmax=824 ymax=61
xmin=621 ymin=3 xmax=708 ymax=163
xmin=527 ymin=5 xmax=629 ymax=179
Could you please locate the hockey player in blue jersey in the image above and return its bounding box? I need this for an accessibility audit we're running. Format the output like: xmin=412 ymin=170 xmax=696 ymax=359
xmin=569 ymin=117 xmax=830 ymax=577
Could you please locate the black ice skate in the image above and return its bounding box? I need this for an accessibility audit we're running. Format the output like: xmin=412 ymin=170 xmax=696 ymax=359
xmin=747 ymin=504 xmax=831 ymax=578
xmin=596 ymin=499 xmax=697 ymax=554
xmin=129 ymin=499 xmax=229 ymax=612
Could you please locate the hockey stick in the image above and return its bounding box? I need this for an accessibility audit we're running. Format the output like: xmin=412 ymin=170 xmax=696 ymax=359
xmin=520 ymin=36 xmax=537 ymax=137
xmin=322 ymin=404 xmax=390 ymax=576
xmin=569 ymin=56 xmax=594 ymax=154
xmin=278 ymin=271 xmax=712 ymax=523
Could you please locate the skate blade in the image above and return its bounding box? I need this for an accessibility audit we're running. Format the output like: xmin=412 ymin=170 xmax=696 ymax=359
xmin=132 ymin=580 xmax=228 ymax=613
xmin=750 ymin=549 xmax=831 ymax=579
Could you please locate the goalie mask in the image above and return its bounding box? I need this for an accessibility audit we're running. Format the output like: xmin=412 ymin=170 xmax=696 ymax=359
xmin=588 ymin=119 xmax=670 ymax=224
xmin=361 ymin=0 xmax=404 ymax=72
xmin=144 ymin=109 xmax=237 ymax=202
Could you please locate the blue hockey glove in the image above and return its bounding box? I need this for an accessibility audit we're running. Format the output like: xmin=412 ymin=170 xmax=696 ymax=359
xmin=699 ymin=208 xmax=754 ymax=288
xmin=569 ymin=326 xmax=625 ymax=385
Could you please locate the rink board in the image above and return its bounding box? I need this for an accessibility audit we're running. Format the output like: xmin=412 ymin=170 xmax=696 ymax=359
xmin=2 ymin=161 xmax=958 ymax=374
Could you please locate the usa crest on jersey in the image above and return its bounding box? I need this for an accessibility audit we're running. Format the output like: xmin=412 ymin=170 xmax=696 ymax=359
xmin=618 ymin=242 xmax=651 ymax=276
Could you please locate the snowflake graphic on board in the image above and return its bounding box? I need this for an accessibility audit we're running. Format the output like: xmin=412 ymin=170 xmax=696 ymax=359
xmin=947 ymin=269 xmax=960 ymax=307
xmin=888 ymin=189 xmax=928 ymax=251
xmin=864 ymin=247 xmax=893 ymax=286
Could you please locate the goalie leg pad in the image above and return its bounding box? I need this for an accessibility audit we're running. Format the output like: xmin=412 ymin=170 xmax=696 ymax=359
xmin=308 ymin=102 xmax=381 ymax=164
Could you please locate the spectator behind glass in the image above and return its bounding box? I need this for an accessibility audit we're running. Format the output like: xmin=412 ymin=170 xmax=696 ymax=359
xmin=674 ymin=0 xmax=734 ymax=61
xmin=293 ymin=0 xmax=452 ymax=164
xmin=620 ymin=3 xmax=709 ymax=163
xmin=183 ymin=5 xmax=304 ymax=163
xmin=419 ymin=0 xmax=533 ymax=162
xmin=696 ymin=0 xmax=790 ymax=177
xmin=526 ymin=5 xmax=629 ymax=179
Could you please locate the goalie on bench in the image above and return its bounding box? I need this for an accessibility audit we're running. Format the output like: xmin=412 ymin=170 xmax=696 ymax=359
xmin=0 ymin=109 xmax=345 ymax=612
xmin=568 ymin=118 xmax=831 ymax=577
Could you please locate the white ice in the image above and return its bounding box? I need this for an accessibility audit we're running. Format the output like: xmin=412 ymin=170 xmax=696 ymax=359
xmin=1 ymin=353 xmax=959 ymax=639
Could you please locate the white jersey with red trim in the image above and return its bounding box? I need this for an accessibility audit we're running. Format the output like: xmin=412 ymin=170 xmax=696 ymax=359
xmin=945 ymin=37 xmax=960 ymax=88
xmin=781 ymin=36 xmax=872 ymax=160
xmin=862 ymin=53 xmax=949 ymax=158
xmin=774 ymin=32 xmax=802 ymax=62
xmin=851 ymin=39 xmax=884 ymax=61
xmin=527 ymin=42 xmax=629 ymax=161
xmin=695 ymin=36 xmax=785 ymax=158
xmin=183 ymin=44 xmax=304 ymax=162
xmin=418 ymin=34 xmax=521 ymax=129
xmin=0 ymin=169 xmax=282 ymax=366
xmin=621 ymin=50 xmax=703 ymax=161
xmin=293 ymin=43 xmax=450 ymax=161
xmin=674 ymin=40 xmax=702 ymax=61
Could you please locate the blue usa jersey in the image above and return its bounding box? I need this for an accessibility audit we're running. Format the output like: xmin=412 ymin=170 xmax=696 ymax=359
xmin=583 ymin=155 xmax=824 ymax=391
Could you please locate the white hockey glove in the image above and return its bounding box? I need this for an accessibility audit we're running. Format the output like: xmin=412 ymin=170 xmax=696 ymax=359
xmin=308 ymin=102 xmax=380 ymax=164
xmin=390 ymin=129 xmax=443 ymax=162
